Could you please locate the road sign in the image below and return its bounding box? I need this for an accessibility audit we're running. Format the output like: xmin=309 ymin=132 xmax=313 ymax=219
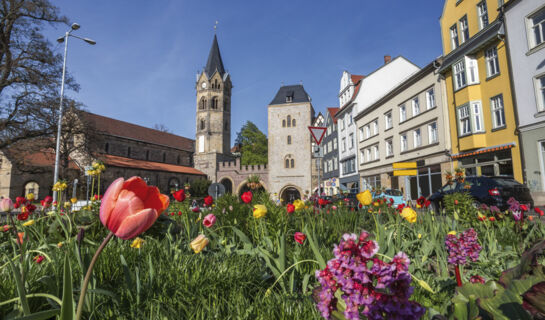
xmin=308 ymin=126 xmax=327 ymax=145
xmin=393 ymin=169 xmax=418 ymax=176
xmin=208 ymin=183 xmax=226 ymax=199
xmin=392 ymin=162 xmax=417 ymax=169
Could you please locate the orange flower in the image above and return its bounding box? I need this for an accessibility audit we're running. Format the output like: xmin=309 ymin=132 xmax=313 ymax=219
xmin=17 ymin=232 xmax=24 ymax=245
xmin=100 ymin=177 xmax=169 ymax=240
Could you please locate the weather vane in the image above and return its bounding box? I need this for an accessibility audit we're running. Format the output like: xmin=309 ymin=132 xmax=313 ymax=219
xmin=214 ymin=20 xmax=218 ymax=33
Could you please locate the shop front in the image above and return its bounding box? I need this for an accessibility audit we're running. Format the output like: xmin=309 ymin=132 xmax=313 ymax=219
xmin=452 ymin=144 xmax=515 ymax=179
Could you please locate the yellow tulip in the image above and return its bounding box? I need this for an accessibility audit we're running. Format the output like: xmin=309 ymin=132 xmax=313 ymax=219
xmin=190 ymin=234 xmax=209 ymax=253
xmin=64 ymin=201 xmax=71 ymax=208
xmin=22 ymin=220 xmax=35 ymax=227
xmin=448 ymin=231 xmax=457 ymax=236
xmin=293 ymin=199 xmax=305 ymax=211
xmin=418 ymin=234 xmax=422 ymax=239
xmin=401 ymin=207 xmax=417 ymax=223
xmin=253 ymin=204 xmax=267 ymax=219
xmin=373 ymin=201 xmax=379 ymax=207
xmin=70 ymin=197 xmax=77 ymax=204
xmin=130 ymin=237 xmax=144 ymax=249
xmin=356 ymin=190 xmax=372 ymax=206
xmin=57 ymin=242 xmax=63 ymax=248
xmin=26 ymin=193 xmax=35 ymax=201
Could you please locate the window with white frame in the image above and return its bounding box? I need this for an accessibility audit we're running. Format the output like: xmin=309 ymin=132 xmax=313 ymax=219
xmin=373 ymin=145 xmax=379 ymax=160
xmin=360 ymin=150 xmax=365 ymax=164
xmin=450 ymin=24 xmax=459 ymax=50
xmin=364 ymin=125 xmax=370 ymax=139
xmin=477 ymin=1 xmax=489 ymax=30
xmin=334 ymin=156 xmax=338 ymax=170
xmin=459 ymin=16 xmax=469 ymax=44
xmin=537 ymin=75 xmax=545 ymax=111
xmin=490 ymin=95 xmax=506 ymax=128
xmin=400 ymin=134 xmax=408 ymax=152
xmin=428 ymin=122 xmax=438 ymax=144
xmin=472 ymin=102 xmax=484 ymax=132
xmin=342 ymin=137 xmax=346 ymax=152
xmin=365 ymin=149 xmax=371 ymax=162
xmin=453 ymin=60 xmax=467 ymax=90
xmin=340 ymin=118 xmax=345 ymax=131
xmin=399 ymin=104 xmax=407 ymax=122
xmin=385 ymin=112 xmax=392 ymax=129
xmin=334 ymin=138 xmax=338 ymax=150
xmin=414 ymin=128 xmax=422 ymax=148
xmin=349 ymin=133 xmax=354 ymax=149
xmin=485 ymin=47 xmax=500 ymax=78
xmin=529 ymin=7 xmax=545 ymax=48
xmin=386 ymin=139 xmax=393 ymax=156
xmin=458 ymin=105 xmax=472 ymax=135
xmin=412 ymin=97 xmax=420 ymax=116
xmin=328 ymin=141 xmax=332 ymax=154
xmin=359 ymin=127 xmax=365 ymax=141
xmin=426 ymin=88 xmax=435 ymax=110
xmin=457 ymin=102 xmax=484 ymax=136
xmin=467 ymin=56 xmax=479 ymax=84
xmin=372 ymin=120 xmax=378 ymax=135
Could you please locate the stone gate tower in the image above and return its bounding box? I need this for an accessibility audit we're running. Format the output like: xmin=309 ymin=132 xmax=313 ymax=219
xmin=194 ymin=35 xmax=233 ymax=181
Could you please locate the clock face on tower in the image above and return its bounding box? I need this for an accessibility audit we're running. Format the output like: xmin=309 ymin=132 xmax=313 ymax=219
xmin=201 ymin=82 xmax=207 ymax=89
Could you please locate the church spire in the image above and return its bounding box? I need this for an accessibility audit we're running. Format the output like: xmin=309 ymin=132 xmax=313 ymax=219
xmin=204 ymin=34 xmax=225 ymax=79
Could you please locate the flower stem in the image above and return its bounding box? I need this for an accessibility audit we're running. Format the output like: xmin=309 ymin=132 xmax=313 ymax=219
xmin=455 ymin=265 xmax=462 ymax=287
xmin=76 ymin=231 xmax=114 ymax=320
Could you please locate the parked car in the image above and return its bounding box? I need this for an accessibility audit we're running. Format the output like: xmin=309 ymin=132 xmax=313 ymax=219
xmin=373 ymin=189 xmax=405 ymax=206
xmin=428 ymin=176 xmax=534 ymax=212
xmin=342 ymin=193 xmax=360 ymax=210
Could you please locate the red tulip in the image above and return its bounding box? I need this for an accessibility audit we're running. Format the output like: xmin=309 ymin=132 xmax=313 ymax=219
xmin=425 ymin=200 xmax=431 ymax=208
xmin=489 ymin=217 xmax=496 ymax=221
xmin=178 ymin=211 xmax=182 ymax=216
xmin=170 ymin=212 xmax=175 ymax=216
xmin=203 ymin=196 xmax=213 ymax=207
xmin=100 ymin=177 xmax=169 ymax=240
xmin=318 ymin=198 xmax=328 ymax=206
xmin=286 ymin=203 xmax=295 ymax=214
xmin=520 ymin=204 xmax=528 ymax=212
xmin=33 ymin=255 xmax=44 ymax=264
xmin=43 ymin=196 xmax=53 ymax=203
xmin=536 ymin=207 xmax=544 ymax=216
xmin=454 ymin=200 xmax=459 ymax=205
xmin=241 ymin=191 xmax=253 ymax=204
xmin=173 ymin=189 xmax=186 ymax=202
xmin=294 ymin=232 xmax=306 ymax=244
xmin=203 ymin=214 xmax=216 ymax=228
xmin=2 ymin=225 xmax=10 ymax=232
xmin=192 ymin=206 xmax=200 ymax=213
xmin=478 ymin=216 xmax=486 ymax=221
xmin=17 ymin=212 xmax=29 ymax=221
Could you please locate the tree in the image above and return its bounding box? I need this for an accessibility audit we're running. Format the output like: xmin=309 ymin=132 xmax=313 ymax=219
xmin=153 ymin=123 xmax=171 ymax=133
xmin=235 ymin=121 xmax=267 ymax=165
xmin=0 ymin=0 xmax=80 ymax=149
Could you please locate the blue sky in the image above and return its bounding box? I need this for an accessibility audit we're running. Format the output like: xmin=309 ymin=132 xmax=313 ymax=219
xmin=47 ymin=1 xmax=445 ymax=145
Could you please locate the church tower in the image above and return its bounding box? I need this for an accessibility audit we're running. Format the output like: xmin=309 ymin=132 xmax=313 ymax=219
xmin=194 ymin=35 xmax=232 ymax=181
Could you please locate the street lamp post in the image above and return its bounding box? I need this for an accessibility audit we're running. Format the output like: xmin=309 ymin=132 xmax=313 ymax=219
xmin=52 ymin=23 xmax=96 ymax=202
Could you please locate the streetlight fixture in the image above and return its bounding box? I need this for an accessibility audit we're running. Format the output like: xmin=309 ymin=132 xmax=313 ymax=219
xmin=52 ymin=23 xmax=96 ymax=202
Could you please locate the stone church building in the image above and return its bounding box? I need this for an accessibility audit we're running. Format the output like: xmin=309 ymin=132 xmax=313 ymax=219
xmin=194 ymin=35 xmax=316 ymax=202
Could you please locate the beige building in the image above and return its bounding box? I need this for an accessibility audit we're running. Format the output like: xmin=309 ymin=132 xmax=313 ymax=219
xmin=268 ymin=85 xmax=315 ymax=202
xmin=354 ymin=61 xmax=452 ymax=200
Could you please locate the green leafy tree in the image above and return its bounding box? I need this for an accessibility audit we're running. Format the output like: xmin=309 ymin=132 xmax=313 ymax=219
xmin=235 ymin=121 xmax=267 ymax=165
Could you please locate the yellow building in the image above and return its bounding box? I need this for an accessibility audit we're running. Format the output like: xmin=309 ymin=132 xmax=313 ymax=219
xmin=439 ymin=0 xmax=522 ymax=182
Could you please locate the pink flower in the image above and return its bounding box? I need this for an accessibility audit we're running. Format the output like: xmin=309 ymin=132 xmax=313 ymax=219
xmin=100 ymin=177 xmax=169 ymax=240
xmin=0 ymin=198 xmax=13 ymax=212
xmin=294 ymin=232 xmax=306 ymax=244
xmin=33 ymin=255 xmax=44 ymax=264
xmin=203 ymin=214 xmax=216 ymax=228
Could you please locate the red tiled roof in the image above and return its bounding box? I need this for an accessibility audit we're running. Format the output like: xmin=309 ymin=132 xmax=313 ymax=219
xmin=101 ymin=154 xmax=205 ymax=176
xmin=351 ymin=74 xmax=365 ymax=84
xmin=23 ymin=149 xmax=80 ymax=169
xmin=3 ymin=140 xmax=79 ymax=170
xmin=82 ymin=112 xmax=194 ymax=152
xmin=327 ymin=107 xmax=340 ymax=124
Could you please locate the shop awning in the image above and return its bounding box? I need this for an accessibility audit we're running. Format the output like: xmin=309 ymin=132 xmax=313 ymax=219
xmin=451 ymin=143 xmax=515 ymax=159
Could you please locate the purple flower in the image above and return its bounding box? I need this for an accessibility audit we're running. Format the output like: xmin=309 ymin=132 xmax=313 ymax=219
xmin=314 ymin=230 xmax=425 ymax=319
xmin=445 ymin=228 xmax=481 ymax=266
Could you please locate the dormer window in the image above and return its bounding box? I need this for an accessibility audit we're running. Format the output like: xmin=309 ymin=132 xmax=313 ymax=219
xmin=286 ymin=90 xmax=294 ymax=103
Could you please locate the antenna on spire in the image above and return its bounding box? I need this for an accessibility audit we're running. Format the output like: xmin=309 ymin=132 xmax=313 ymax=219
xmin=214 ymin=20 xmax=219 ymax=33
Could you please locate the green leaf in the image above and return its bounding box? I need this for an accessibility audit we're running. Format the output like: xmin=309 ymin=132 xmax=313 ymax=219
xmin=231 ymin=226 xmax=253 ymax=246
xmin=304 ymin=227 xmax=326 ymax=269
xmin=119 ymin=255 xmax=135 ymax=294
xmin=302 ymin=274 xmax=311 ymax=294
xmin=17 ymin=309 xmax=60 ymax=320
xmin=7 ymin=256 xmax=30 ymax=315
xmin=60 ymin=254 xmax=75 ymax=320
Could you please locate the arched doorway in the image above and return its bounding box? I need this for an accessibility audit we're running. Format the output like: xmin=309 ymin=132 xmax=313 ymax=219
xmin=220 ymin=178 xmax=233 ymax=194
xmin=280 ymin=186 xmax=301 ymax=204
xmin=24 ymin=181 xmax=39 ymax=198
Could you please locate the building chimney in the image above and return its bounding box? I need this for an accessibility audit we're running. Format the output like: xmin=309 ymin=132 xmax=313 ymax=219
xmin=384 ymin=55 xmax=392 ymax=64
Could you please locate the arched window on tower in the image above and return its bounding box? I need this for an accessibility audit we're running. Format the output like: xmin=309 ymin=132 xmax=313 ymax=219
xmin=284 ymin=154 xmax=294 ymax=169
xmin=285 ymin=158 xmax=290 ymax=168
xmin=287 ymin=115 xmax=291 ymax=127
xmin=200 ymin=97 xmax=207 ymax=110
xmin=291 ymin=159 xmax=295 ymax=168
xmin=287 ymin=135 xmax=291 ymax=144
xmin=214 ymin=80 xmax=218 ymax=89
xmin=282 ymin=120 xmax=286 ymax=127
xmin=217 ymin=83 xmax=221 ymax=90
xmin=292 ymin=118 xmax=296 ymax=127
xmin=212 ymin=97 xmax=218 ymax=109
xmin=200 ymin=119 xmax=206 ymax=131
